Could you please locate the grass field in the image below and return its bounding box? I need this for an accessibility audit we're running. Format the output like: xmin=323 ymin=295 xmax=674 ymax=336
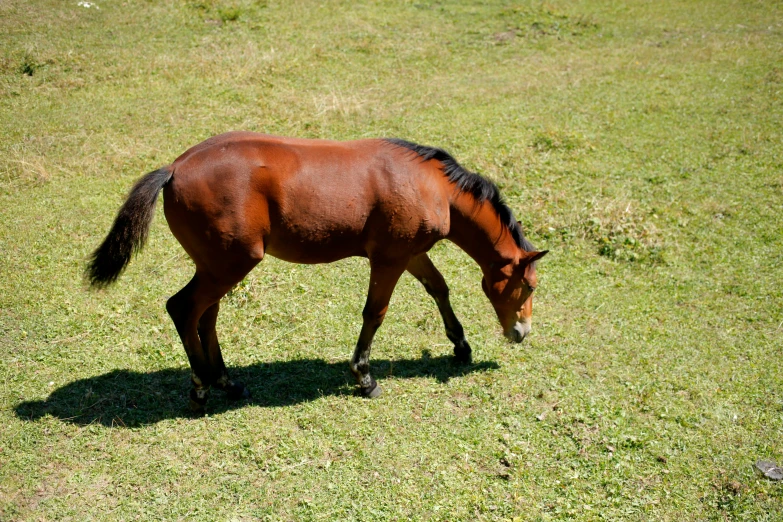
xmin=2 ymin=0 xmax=782 ymax=519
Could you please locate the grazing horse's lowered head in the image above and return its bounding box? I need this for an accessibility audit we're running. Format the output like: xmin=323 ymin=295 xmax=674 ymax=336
xmin=481 ymin=248 xmax=548 ymax=343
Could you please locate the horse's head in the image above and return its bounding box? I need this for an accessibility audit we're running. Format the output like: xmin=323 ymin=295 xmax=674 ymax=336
xmin=482 ymin=250 xmax=548 ymax=343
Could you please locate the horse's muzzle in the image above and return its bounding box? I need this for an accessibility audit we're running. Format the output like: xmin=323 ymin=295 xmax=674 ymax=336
xmin=504 ymin=321 xmax=531 ymax=343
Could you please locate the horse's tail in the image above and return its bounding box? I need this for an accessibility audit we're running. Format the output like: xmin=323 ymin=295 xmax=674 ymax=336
xmin=86 ymin=166 xmax=174 ymax=288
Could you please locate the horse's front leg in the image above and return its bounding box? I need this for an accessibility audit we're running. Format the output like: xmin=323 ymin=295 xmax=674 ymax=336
xmin=406 ymin=253 xmax=472 ymax=364
xmin=350 ymin=260 xmax=408 ymax=398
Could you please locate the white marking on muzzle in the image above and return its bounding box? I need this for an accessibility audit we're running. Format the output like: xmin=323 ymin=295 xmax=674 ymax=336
xmin=504 ymin=320 xmax=531 ymax=343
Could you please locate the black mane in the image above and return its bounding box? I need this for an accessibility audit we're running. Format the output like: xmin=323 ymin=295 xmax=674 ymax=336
xmin=384 ymin=138 xmax=534 ymax=252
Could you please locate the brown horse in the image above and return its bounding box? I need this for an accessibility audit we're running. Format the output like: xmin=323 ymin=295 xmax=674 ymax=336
xmin=87 ymin=132 xmax=547 ymax=412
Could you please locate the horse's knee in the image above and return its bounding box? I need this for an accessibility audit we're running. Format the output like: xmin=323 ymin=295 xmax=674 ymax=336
xmin=361 ymin=306 xmax=387 ymax=328
xmin=431 ymin=290 xmax=449 ymax=308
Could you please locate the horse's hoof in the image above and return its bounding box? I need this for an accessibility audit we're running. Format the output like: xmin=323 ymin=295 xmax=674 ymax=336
xmin=189 ymin=389 xmax=208 ymax=414
xmin=224 ymin=381 xmax=251 ymax=401
xmin=453 ymin=340 xmax=472 ymax=364
xmin=188 ymin=398 xmax=207 ymax=414
xmin=361 ymin=383 xmax=382 ymax=399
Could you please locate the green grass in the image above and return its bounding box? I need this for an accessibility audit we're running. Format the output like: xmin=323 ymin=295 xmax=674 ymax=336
xmin=2 ymin=0 xmax=782 ymax=519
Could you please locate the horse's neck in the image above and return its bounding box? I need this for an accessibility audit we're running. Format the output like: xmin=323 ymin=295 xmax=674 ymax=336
xmin=446 ymin=193 xmax=519 ymax=272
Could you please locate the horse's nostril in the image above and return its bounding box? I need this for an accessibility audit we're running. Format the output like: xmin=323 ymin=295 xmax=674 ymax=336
xmin=505 ymin=322 xmax=529 ymax=343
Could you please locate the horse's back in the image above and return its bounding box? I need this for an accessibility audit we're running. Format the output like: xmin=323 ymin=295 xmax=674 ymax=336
xmin=164 ymin=133 xmax=451 ymax=268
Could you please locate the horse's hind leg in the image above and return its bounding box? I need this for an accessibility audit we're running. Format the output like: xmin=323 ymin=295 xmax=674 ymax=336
xmin=406 ymin=253 xmax=472 ymax=364
xmin=198 ymin=302 xmax=250 ymax=400
xmin=350 ymin=259 xmax=408 ymax=398
xmin=166 ymin=273 xmax=236 ymax=412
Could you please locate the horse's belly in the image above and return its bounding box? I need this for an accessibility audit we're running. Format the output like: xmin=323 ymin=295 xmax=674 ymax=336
xmin=265 ymin=244 xmax=365 ymax=264
xmin=264 ymin=205 xmax=369 ymax=264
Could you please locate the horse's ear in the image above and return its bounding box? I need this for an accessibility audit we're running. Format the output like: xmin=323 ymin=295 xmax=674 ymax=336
xmin=524 ymin=250 xmax=549 ymax=263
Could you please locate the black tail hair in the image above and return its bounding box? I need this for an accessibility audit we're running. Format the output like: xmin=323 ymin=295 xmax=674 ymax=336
xmin=86 ymin=167 xmax=173 ymax=288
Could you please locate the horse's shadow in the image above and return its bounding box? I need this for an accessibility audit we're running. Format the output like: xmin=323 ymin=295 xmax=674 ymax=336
xmin=14 ymin=353 xmax=499 ymax=427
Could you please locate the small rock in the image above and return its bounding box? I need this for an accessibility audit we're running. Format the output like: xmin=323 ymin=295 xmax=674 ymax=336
xmin=756 ymin=460 xmax=783 ymax=480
